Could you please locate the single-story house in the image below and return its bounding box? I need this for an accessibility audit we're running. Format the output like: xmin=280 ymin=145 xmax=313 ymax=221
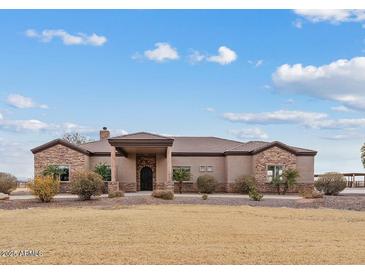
xmin=31 ymin=127 xmax=317 ymax=193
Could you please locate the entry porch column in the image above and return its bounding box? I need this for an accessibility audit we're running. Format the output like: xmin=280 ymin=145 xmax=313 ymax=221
xmin=108 ymin=146 xmax=119 ymax=193
xmin=166 ymin=146 xmax=173 ymax=191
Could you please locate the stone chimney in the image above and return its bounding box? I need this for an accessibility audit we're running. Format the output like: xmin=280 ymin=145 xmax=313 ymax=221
xmin=100 ymin=127 xmax=110 ymax=140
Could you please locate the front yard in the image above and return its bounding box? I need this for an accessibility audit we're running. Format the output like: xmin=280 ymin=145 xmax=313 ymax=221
xmin=1 ymin=204 xmax=365 ymax=264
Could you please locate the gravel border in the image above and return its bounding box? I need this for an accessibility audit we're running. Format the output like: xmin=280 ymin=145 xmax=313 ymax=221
xmin=0 ymin=194 xmax=364 ymax=211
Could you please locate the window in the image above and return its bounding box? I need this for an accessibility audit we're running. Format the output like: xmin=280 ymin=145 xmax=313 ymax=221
xmin=206 ymin=166 xmax=213 ymax=172
xmin=172 ymin=166 xmax=191 ymax=182
xmin=56 ymin=165 xmax=69 ymax=182
xmin=199 ymin=166 xmax=206 ymax=172
xmin=267 ymin=165 xmax=283 ymax=183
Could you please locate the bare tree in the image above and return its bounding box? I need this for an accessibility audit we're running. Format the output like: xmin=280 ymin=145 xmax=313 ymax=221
xmin=63 ymin=132 xmax=94 ymax=145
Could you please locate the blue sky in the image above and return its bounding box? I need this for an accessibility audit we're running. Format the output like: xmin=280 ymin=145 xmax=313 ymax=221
xmin=1 ymin=9 xmax=365 ymax=178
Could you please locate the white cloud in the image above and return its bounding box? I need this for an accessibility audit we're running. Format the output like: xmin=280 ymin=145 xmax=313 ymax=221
xmin=331 ymin=105 xmax=351 ymax=112
xmin=223 ymin=109 xmax=365 ymax=130
xmin=293 ymin=19 xmax=303 ymax=29
xmin=6 ymin=94 xmax=48 ymax=109
xmin=25 ymin=29 xmax=107 ymax=46
xmin=144 ymin=42 xmax=179 ymax=62
xmin=207 ymin=46 xmax=237 ymax=65
xmin=294 ymin=9 xmax=365 ymax=24
xmin=272 ymin=56 xmax=365 ymax=111
xmin=205 ymin=107 xmax=215 ymax=112
xmin=188 ymin=50 xmax=205 ymax=64
xmin=223 ymin=110 xmax=327 ymax=124
xmin=285 ymin=99 xmax=295 ymax=105
xmin=248 ymin=59 xmax=263 ymax=68
xmin=229 ymin=128 xmax=268 ymax=140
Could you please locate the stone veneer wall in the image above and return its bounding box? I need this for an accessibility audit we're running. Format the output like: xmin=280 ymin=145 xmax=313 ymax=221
xmin=34 ymin=144 xmax=89 ymax=192
xmin=253 ymin=146 xmax=297 ymax=193
xmin=136 ymin=154 xmax=156 ymax=191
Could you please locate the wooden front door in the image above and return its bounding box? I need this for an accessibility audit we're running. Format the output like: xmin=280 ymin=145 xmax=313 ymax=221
xmin=140 ymin=166 xmax=153 ymax=191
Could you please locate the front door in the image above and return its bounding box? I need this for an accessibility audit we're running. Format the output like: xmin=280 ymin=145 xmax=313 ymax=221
xmin=140 ymin=166 xmax=153 ymax=191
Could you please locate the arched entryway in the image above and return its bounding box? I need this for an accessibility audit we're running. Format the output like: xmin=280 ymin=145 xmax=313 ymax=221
xmin=140 ymin=166 xmax=153 ymax=191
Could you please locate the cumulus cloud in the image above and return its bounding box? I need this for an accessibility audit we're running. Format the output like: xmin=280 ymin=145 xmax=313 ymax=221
xmin=229 ymin=128 xmax=268 ymax=140
xmin=6 ymin=94 xmax=48 ymax=109
xmin=207 ymin=46 xmax=237 ymax=65
xmin=223 ymin=109 xmax=365 ymax=130
xmin=25 ymin=29 xmax=107 ymax=46
xmin=144 ymin=42 xmax=179 ymax=62
xmin=272 ymin=56 xmax=365 ymax=111
xmin=294 ymin=9 xmax=365 ymax=24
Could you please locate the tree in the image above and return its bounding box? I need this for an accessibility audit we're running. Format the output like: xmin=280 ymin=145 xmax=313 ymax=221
xmin=271 ymin=176 xmax=282 ymax=195
xmin=361 ymin=143 xmax=365 ymax=168
xmin=282 ymin=168 xmax=300 ymax=195
xmin=94 ymin=162 xmax=111 ymax=181
xmin=63 ymin=132 xmax=93 ymax=145
xmin=173 ymin=168 xmax=191 ymax=194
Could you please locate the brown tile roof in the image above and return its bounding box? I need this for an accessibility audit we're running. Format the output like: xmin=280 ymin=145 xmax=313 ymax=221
xmin=32 ymin=132 xmax=317 ymax=156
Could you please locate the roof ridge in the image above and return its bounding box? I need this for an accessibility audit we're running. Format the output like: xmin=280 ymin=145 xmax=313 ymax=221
xmin=111 ymin=131 xmax=173 ymax=139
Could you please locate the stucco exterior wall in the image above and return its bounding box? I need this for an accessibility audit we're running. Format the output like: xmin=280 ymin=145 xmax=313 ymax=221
xmin=172 ymin=156 xmax=226 ymax=192
xmin=296 ymin=155 xmax=315 ymax=185
xmin=224 ymin=155 xmax=253 ymax=192
xmin=33 ymin=144 xmax=89 ymax=192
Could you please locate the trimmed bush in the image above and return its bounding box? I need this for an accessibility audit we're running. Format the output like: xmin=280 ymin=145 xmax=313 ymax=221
xmin=108 ymin=191 xmax=124 ymax=198
xmin=152 ymin=190 xmax=174 ymax=200
xmin=197 ymin=175 xmax=217 ymax=194
xmin=28 ymin=176 xmax=60 ymax=202
xmin=0 ymin=172 xmax=18 ymax=194
xmin=315 ymin=172 xmax=347 ymax=195
xmin=248 ymin=188 xmax=263 ymax=201
xmin=234 ymin=175 xmax=256 ymax=194
xmin=202 ymin=193 xmax=208 ymax=200
xmin=71 ymin=171 xmax=104 ymax=200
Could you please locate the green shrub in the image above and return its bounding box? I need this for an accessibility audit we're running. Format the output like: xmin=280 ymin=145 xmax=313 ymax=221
xmin=282 ymin=168 xmax=300 ymax=195
xmin=0 ymin=172 xmax=18 ymax=194
xmin=248 ymin=188 xmax=263 ymax=201
xmin=197 ymin=175 xmax=217 ymax=194
xmin=299 ymin=187 xmax=323 ymax=199
xmin=71 ymin=171 xmax=104 ymax=200
xmin=234 ymin=175 xmax=256 ymax=193
xmin=94 ymin=162 xmax=111 ymax=181
xmin=108 ymin=191 xmax=124 ymax=198
xmin=152 ymin=190 xmax=174 ymax=200
xmin=202 ymin=193 xmax=208 ymax=200
xmin=28 ymin=176 xmax=60 ymax=202
xmin=315 ymin=172 xmax=347 ymax=195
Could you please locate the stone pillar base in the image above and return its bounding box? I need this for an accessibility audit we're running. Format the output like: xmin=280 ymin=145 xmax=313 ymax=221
xmin=108 ymin=181 xmax=119 ymax=193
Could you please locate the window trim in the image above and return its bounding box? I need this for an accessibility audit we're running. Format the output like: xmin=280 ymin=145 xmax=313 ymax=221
xmin=206 ymin=166 xmax=213 ymax=172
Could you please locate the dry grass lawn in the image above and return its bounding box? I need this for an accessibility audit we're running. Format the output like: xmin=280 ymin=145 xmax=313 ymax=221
xmin=1 ymin=204 xmax=365 ymax=264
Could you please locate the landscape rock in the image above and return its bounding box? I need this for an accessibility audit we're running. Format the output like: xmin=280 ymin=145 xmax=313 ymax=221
xmin=0 ymin=193 xmax=10 ymax=200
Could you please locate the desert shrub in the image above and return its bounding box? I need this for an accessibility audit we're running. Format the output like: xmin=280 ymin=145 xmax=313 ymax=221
xmin=248 ymin=187 xmax=263 ymax=201
xmin=94 ymin=162 xmax=111 ymax=181
xmin=234 ymin=175 xmax=256 ymax=193
xmin=202 ymin=193 xmax=208 ymax=200
xmin=173 ymin=168 xmax=191 ymax=194
xmin=299 ymin=187 xmax=323 ymax=199
xmin=28 ymin=176 xmax=60 ymax=202
xmin=197 ymin=175 xmax=217 ymax=194
xmin=71 ymin=171 xmax=104 ymax=200
xmin=152 ymin=190 xmax=174 ymax=200
xmin=108 ymin=191 xmax=124 ymax=198
xmin=315 ymin=172 xmax=347 ymax=195
xmin=0 ymin=172 xmax=18 ymax=194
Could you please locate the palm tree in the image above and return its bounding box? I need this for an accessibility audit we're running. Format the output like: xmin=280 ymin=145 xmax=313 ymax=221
xmin=42 ymin=165 xmax=63 ymax=181
xmin=173 ymin=168 xmax=191 ymax=194
xmin=282 ymin=168 xmax=300 ymax=195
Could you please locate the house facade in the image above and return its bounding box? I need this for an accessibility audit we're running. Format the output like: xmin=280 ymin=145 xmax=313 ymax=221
xmin=31 ymin=128 xmax=317 ymax=193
